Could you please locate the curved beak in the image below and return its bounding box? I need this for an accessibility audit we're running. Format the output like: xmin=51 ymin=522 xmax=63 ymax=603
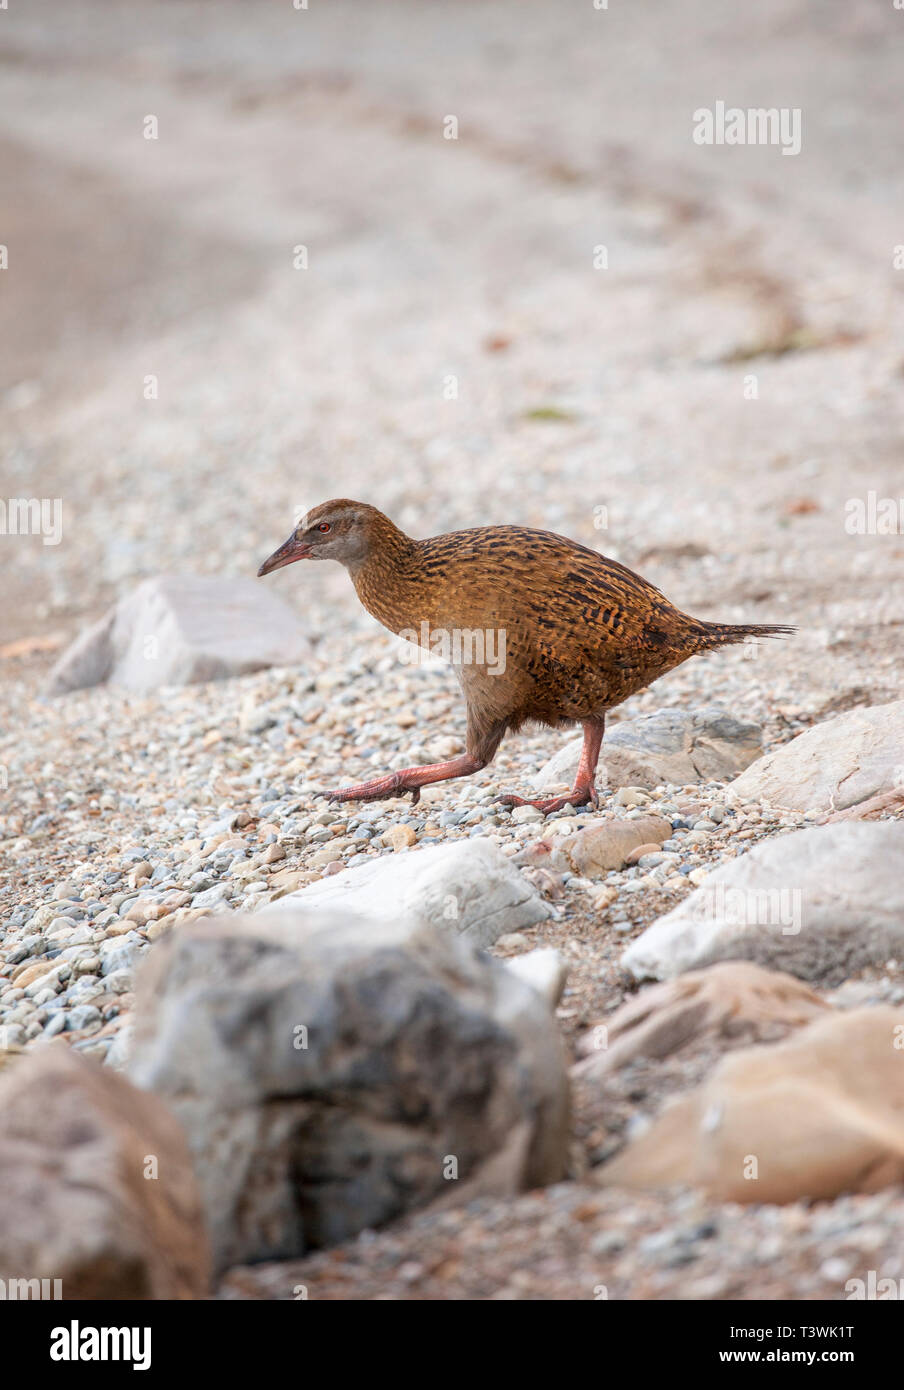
xmin=257 ymin=531 xmax=313 ymax=577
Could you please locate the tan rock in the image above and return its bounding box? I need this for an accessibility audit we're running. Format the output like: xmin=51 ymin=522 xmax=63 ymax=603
xmin=11 ymin=959 xmax=55 ymax=988
xmin=160 ymin=890 xmax=192 ymax=910
xmin=125 ymin=900 xmax=161 ymax=924
xmin=565 ymin=816 xmax=671 ymax=878
xmin=576 ymin=960 xmax=828 ymax=1068
xmin=596 ymin=1006 xmax=904 ymax=1204
xmin=625 ymin=842 xmax=664 ymax=866
xmin=383 ymin=824 xmax=416 ymax=851
xmin=308 ymin=845 xmax=344 ymax=868
xmin=0 ymin=1045 xmax=209 ymax=1297
xmin=106 ymin=918 xmax=138 ymax=936
xmin=229 ymin=859 xmax=266 ymax=882
xmin=616 ymin=787 xmax=651 ymax=806
xmin=268 ymin=868 xmax=311 ymax=893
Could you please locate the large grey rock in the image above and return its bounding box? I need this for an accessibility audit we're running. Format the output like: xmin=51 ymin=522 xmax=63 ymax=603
xmin=128 ymin=910 xmax=569 ymax=1274
xmin=622 ymin=822 xmax=904 ymax=986
xmin=534 ymin=707 xmax=762 ymax=793
xmin=47 ymin=574 xmax=312 ymax=694
xmin=276 ymin=838 xmax=551 ymax=947
xmin=0 ymin=1044 xmax=209 ymax=1299
xmin=728 ymin=700 xmax=904 ymax=814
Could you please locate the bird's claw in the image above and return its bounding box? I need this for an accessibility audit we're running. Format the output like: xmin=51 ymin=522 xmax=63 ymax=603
xmin=324 ymin=777 xmax=420 ymax=805
xmin=498 ymin=787 xmax=598 ymax=816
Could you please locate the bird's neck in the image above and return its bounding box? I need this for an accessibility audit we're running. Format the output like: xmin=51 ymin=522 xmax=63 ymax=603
xmin=349 ymin=523 xmax=427 ymax=635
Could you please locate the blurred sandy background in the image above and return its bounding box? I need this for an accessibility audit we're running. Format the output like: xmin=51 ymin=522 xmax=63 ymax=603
xmin=1 ymin=0 xmax=902 ymax=704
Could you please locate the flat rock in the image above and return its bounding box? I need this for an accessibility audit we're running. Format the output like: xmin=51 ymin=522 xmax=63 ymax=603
xmin=47 ymin=574 xmax=312 ymax=694
xmin=518 ymin=815 xmax=670 ymax=880
xmin=0 ymin=1044 xmax=209 ymax=1298
xmin=276 ymin=838 xmax=551 ymax=947
xmin=727 ymin=699 xmax=904 ymax=813
xmin=575 ymin=961 xmax=829 ymax=1074
xmin=596 ymin=1007 xmax=904 ymax=1204
xmin=534 ymin=707 xmax=762 ymax=793
xmin=622 ymin=822 xmax=904 ymax=986
xmin=128 ymin=909 xmax=569 ymax=1274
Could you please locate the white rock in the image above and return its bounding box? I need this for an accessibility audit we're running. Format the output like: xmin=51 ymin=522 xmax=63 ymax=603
xmin=727 ymin=700 xmax=904 ymax=814
xmin=504 ymin=948 xmax=568 ymax=1007
xmin=47 ymin=575 xmax=313 ymax=695
xmin=622 ymin=822 xmax=904 ymax=986
xmin=269 ymin=839 xmax=551 ymax=948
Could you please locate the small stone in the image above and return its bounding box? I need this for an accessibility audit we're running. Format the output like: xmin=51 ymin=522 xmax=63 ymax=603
xmin=13 ymin=960 xmax=56 ymax=990
xmin=124 ymin=900 xmax=160 ymax=925
xmin=496 ymin=932 xmax=529 ymax=951
xmin=625 ymin=842 xmax=664 ymax=866
xmin=383 ymin=824 xmax=417 ymax=851
xmin=101 ymin=970 xmax=134 ymax=994
xmin=616 ymin=787 xmax=651 ymax=807
xmin=72 ymin=954 xmax=102 ymax=976
xmin=65 ymin=1005 xmax=104 ymax=1034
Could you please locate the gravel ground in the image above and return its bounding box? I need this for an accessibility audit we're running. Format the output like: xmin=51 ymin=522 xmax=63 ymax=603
xmin=218 ymin=1184 xmax=904 ymax=1302
xmin=2 ymin=0 xmax=904 ymax=1299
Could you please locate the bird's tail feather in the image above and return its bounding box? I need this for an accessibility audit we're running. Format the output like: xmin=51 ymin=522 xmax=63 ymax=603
xmin=696 ymin=621 xmax=796 ymax=649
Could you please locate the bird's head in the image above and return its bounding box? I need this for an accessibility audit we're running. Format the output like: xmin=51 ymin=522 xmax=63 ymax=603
xmin=257 ymin=499 xmax=390 ymax=577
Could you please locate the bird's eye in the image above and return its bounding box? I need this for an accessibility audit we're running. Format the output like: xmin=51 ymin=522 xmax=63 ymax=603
xmin=318 ymin=522 xmax=331 ymax=533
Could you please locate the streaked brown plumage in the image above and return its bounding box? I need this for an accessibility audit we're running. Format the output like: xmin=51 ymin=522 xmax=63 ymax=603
xmin=258 ymin=500 xmax=794 ymax=812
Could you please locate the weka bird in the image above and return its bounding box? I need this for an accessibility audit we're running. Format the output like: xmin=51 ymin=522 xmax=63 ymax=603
xmin=258 ymin=501 xmax=793 ymax=812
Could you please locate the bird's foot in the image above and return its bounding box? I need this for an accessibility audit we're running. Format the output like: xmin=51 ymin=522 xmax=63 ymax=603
xmin=326 ymin=774 xmax=420 ymax=805
xmin=325 ymin=753 xmax=485 ymax=806
xmin=498 ymin=785 xmax=598 ymax=816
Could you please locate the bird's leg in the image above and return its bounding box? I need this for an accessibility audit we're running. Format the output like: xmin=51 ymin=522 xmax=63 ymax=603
xmin=499 ymin=717 xmax=606 ymax=815
xmin=326 ymin=753 xmax=487 ymax=806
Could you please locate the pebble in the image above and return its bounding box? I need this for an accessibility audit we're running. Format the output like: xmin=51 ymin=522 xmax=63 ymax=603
xmin=616 ymin=787 xmax=651 ymax=807
xmin=382 ymin=824 xmax=417 ymax=851
xmin=65 ymin=1004 xmax=103 ymax=1034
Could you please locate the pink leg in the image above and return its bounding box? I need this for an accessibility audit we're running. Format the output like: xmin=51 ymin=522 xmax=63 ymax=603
xmin=499 ymin=718 xmax=606 ymax=815
xmin=327 ymin=753 xmax=487 ymax=806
